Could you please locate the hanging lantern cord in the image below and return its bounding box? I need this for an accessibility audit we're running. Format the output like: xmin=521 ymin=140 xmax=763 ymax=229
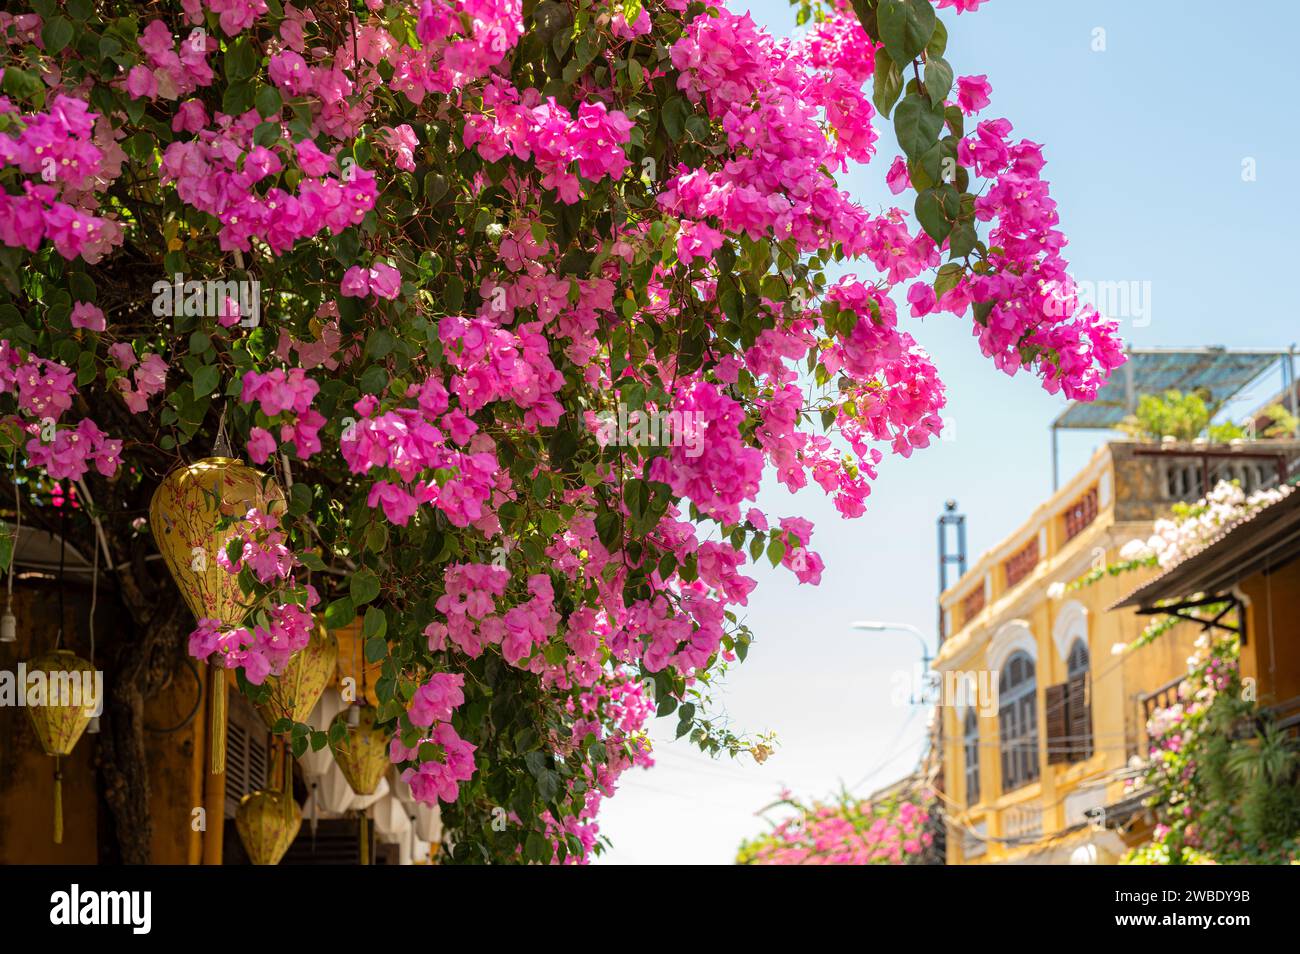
xmin=213 ymin=404 xmax=231 ymax=458
xmin=88 ymin=499 xmax=98 ymax=664
xmin=53 ymin=757 xmax=63 ymax=845
xmin=2 ymin=470 xmax=20 ymax=643
xmin=55 ymin=501 xmax=66 ymax=650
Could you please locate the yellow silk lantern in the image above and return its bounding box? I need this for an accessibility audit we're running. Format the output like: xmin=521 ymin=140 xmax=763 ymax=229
xmin=149 ymin=457 xmax=284 ymax=774
xmin=259 ymin=624 xmax=338 ymax=730
xmin=329 ymin=705 xmax=389 ymax=797
xmin=235 ymin=790 xmax=302 ymax=865
xmin=24 ymin=649 xmax=97 ymax=844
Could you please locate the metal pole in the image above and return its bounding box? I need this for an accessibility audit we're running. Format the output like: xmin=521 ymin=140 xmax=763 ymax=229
xmin=1289 ymin=346 xmax=1297 ymax=437
xmin=957 ymin=515 xmax=967 ymax=579
xmin=1051 ymin=425 xmax=1059 ymax=492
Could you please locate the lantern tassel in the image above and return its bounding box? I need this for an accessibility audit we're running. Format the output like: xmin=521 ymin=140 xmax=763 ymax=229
xmin=283 ymin=742 xmax=294 ymax=822
xmin=53 ymin=758 xmax=63 ymax=844
xmin=210 ymin=662 xmax=227 ymax=775
xmin=359 ymin=813 xmax=369 ymax=866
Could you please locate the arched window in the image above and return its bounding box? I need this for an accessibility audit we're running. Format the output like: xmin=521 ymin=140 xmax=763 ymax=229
xmin=963 ymin=709 xmax=980 ymax=806
xmin=1067 ymin=638 xmax=1089 ymax=678
xmin=999 ymin=651 xmax=1039 ymax=792
xmin=1066 ymin=638 xmax=1093 ymax=759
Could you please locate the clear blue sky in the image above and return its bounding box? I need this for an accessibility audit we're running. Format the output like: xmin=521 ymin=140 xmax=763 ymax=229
xmin=596 ymin=0 xmax=1300 ymax=864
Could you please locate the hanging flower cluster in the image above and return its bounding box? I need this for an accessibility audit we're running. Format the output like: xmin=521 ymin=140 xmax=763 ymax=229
xmin=189 ymin=506 xmax=317 ymax=683
xmin=0 ymin=0 xmax=1123 ymax=863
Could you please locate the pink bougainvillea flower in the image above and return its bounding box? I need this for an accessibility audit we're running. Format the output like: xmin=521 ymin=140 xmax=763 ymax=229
xmin=70 ymin=301 xmax=105 ymax=331
xmin=956 ymin=74 xmax=992 ymax=115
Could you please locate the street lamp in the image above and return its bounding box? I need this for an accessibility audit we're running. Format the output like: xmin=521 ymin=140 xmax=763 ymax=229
xmin=850 ymin=620 xmax=932 ymax=667
xmin=851 ymin=620 xmax=935 ymax=706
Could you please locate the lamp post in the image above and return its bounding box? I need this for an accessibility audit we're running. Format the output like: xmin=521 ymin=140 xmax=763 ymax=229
xmin=851 ymin=620 xmax=935 ymax=706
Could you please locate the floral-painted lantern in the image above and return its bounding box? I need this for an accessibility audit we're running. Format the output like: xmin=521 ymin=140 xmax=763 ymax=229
xmin=149 ymin=457 xmax=283 ymax=774
xmin=24 ymin=649 xmax=96 ymax=843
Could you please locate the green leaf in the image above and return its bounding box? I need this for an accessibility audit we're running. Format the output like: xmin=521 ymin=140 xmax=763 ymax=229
xmin=923 ymin=55 xmax=953 ymax=107
xmin=926 ymin=18 xmax=949 ymax=58
xmin=254 ymin=85 xmax=282 ymax=119
xmin=893 ymin=93 xmax=945 ymax=161
xmin=363 ymin=606 xmax=388 ymax=640
xmin=366 ymin=329 xmax=395 ymax=359
xmin=423 ymin=172 xmax=448 ymax=203
xmin=323 ymin=596 xmax=354 ymax=629
xmin=537 ymin=770 xmax=561 ymax=802
xmin=68 ymin=272 xmax=96 ymax=303
xmin=915 ymin=185 xmax=960 ymax=243
xmin=525 ymin=831 xmax=550 ymax=862
xmin=192 ymin=364 xmax=220 ymax=398
xmin=872 ymin=49 xmax=905 ymax=119
xmin=287 ymin=482 xmax=312 ymax=516
xmin=944 ymin=104 xmax=965 ymax=138
xmin=364 ymin=636 xmax=387 ymax=664
xmin=877 ymin=0 xmax=936 ymax=66
xmin=225 ymin=37 xmax=258 ymax=81
xmin=298 ymin=550 xmax=326 ymax=571
xmin=222 ymin=81 xmax=255 ymax=115
xmin=41 ymin=16 xmax=74 ymax=54
xmin=1 ymin=68 xmax=45 ymax=107
xmin=948 ymin=219 xmax=978 ymax=259
xmin=935 ymin=262 xmax=964 ymax=299
xmin=662 ymin=96 xmax=689 ymax=139
xmin=349 ymin=568 xmax=381 ymax=605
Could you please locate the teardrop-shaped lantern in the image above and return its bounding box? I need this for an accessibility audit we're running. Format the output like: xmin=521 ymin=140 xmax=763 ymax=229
xmin=413 ymin=801 xmax=442 ymax=844
xmin=349 ymin=775 xmax=389 ymax=813
xmin=391 ymin=767 xmax=442 ymax=842
xmin=25 ymin=649 xmax=96 ymax=755
xmin=315 ymin=762 xmax=360 ymax=815
xmin=24 ymin=649 xmax=97 ymax=844
xmin=235 ymin=790 xmax=302 ymax=865
xmin=149 ymin=457 xmax=285 ymax=624
xmin=299 ymin=688 xmax=345 ymax=778
xmin=372 ymin=793 xmax=411 ymax=846
xmin=259 ymin=624 xmax=338 ymax=730
xmin=149 ymin=457 xmax=284 ymax=775
xmin=328 ymin=704 xmax=389 ymax=796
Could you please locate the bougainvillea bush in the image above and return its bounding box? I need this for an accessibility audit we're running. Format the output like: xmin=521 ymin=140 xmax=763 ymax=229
xmin=736 ymin=788 xmax=937 ymax=864
xmin=0 ymin=0 xmax=1122 ymax=862
xmin=1123 ymin=633 xmax=1300 ymax=865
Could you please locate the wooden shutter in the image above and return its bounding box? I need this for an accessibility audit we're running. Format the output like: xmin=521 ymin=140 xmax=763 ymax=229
xmin=1068 ymin=671 xmax=1092 ymax=761
xmin=223 ymin=691 xmax=270 ymax=818
xmin=1045 ymin=682 xmax=1070 ymax=765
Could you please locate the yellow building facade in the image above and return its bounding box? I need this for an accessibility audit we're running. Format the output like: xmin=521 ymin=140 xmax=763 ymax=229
xmin=934 ymin=440 xmax=1300 ymax=864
